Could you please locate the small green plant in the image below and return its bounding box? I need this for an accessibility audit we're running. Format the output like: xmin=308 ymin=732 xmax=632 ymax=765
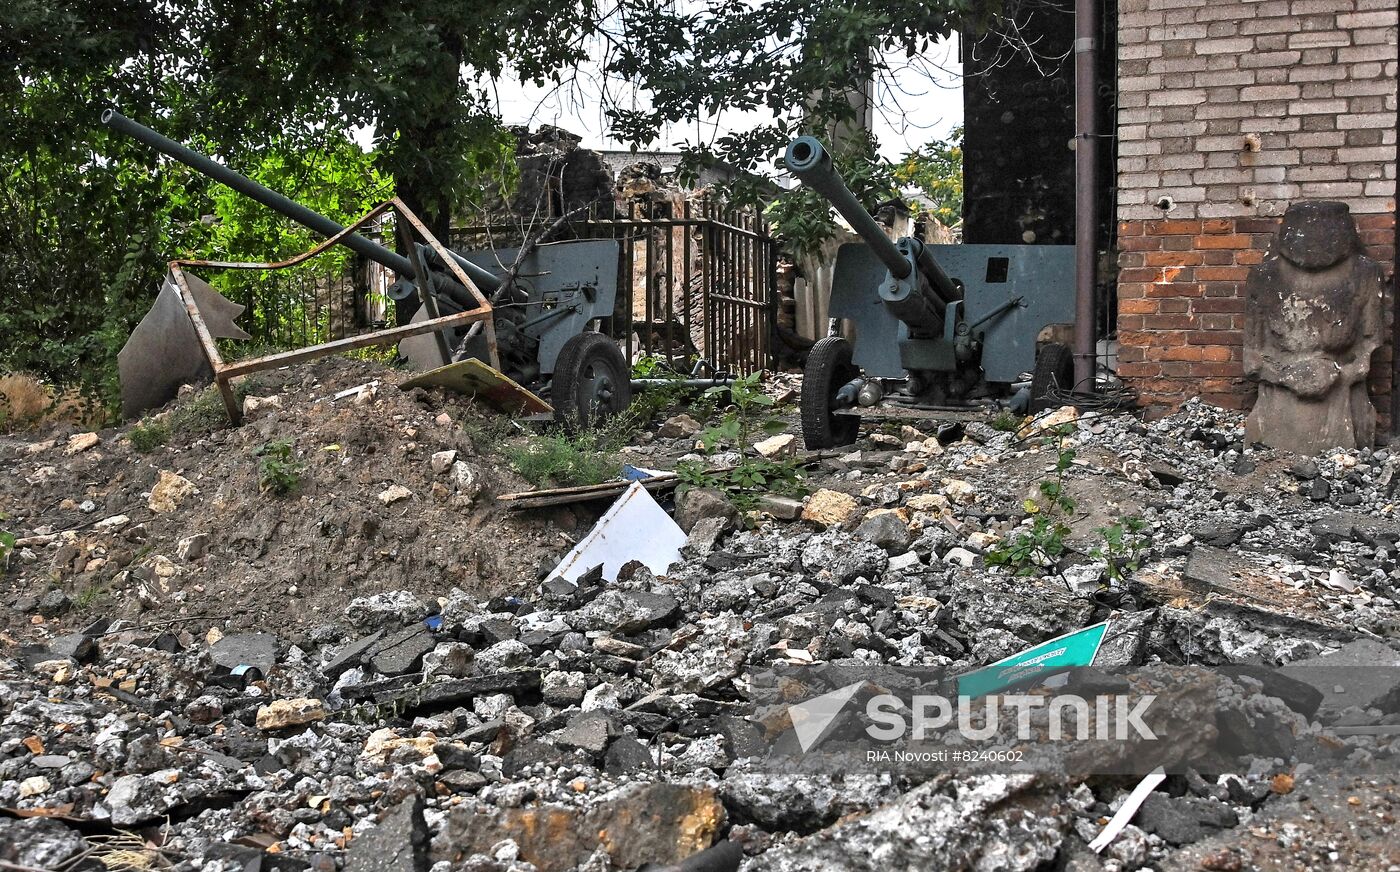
xmin=0 ymin=526 xmax=15 ymax=571
xmin=990 ymin=411 xmax=1021 ymax=432
xmin=677 ymin=373 xmax=805 ymax=510
xmin=987 ymin=426 xmax=1077 ymax=576
xmin=169 ymin=378 xmax=263 ymax=437
xmin=74 ymin=580 xmax=105 ymax=608
xmin=256 ymin=438 xmax=304 ymax=495
xmin=128 ymin=419 xmax=170 ymax=452
xmin=504 ymin=431 xmax=616 ymax=488
xmin=1091 ymin=517 xmax=1151 ymax=583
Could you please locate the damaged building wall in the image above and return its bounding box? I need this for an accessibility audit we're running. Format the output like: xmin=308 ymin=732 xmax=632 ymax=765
xmin=1113 ymin=0 xmax=1398 ymax=426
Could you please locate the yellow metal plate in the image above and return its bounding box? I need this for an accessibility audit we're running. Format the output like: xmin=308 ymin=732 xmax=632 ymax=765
xmin=400 ymin=358 xmax=553 ymax=415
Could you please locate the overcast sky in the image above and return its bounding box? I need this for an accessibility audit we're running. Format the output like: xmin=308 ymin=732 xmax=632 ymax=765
xmin=487 ymin=35 xmax=964 ymax=165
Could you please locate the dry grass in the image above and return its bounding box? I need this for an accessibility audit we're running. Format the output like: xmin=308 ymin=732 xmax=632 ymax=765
xmin=0 ymin=373 xmax=106 ymax=433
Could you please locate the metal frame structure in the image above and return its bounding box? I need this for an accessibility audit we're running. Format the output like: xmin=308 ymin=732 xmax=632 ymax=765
xmin=449 ymin=197 xmax=778 ymax=376
xmin=169 ymin=197 xmax=497 ymax=424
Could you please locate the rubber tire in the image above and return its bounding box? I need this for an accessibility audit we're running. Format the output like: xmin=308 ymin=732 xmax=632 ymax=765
xmin=551 ymin=332 xmax=632 ymax=431
xmin=802 ymin=336 xmax=862 ymax=449
xmin=1029 ymin=342 xmax=1075 ymax=413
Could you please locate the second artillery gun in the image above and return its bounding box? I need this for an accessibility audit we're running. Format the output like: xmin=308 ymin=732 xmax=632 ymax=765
xmin=105 ymin=109 xmax=631 ymax=428
xmin=783 ymin=136 xmax=1079 ymax=448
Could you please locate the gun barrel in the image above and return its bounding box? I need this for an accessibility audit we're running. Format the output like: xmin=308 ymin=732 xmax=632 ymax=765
xmin=784 ymin=136 xmax=911 ymax=280
xmin=101 ymin=109 xmax=501 ymax=294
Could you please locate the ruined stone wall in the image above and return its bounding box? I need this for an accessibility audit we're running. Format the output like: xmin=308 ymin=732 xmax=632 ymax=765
xmin=1114 ymin=0 xmax=1397 ymax=426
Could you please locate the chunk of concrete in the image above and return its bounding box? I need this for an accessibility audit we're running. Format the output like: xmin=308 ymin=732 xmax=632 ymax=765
xmin=1278 ymin=639 xmax=1400 ymax=719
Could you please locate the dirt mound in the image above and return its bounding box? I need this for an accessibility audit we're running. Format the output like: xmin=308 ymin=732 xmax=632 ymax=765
xmin=0 ymin=357 xmax=585 ymax=643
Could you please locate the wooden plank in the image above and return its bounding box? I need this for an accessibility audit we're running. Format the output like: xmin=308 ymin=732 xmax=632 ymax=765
xmin=498 ymin=474 xmax=679 ymax=510
xmin=400 ymin=358 xmax=553 ymax=415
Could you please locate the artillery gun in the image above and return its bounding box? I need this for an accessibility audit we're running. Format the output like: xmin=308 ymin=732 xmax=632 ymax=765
xmin=783 ymin=136 xmax=1079 ymax=448
xmin=104 ymin=109 xmax=630 ymax=428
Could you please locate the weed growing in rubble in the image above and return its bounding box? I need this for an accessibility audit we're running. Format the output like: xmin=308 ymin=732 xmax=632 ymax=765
xmin=505 ymin=431 xmax=616 ymax=488
xmin=74 ymin=579 xmax=105 ymax=608
xmin=0 ymin=524 xmax=14 ymax=571
xmin=256 ymin=439 xmax=304 ymax=495
xmin=987 ymin=426 xmax=1077 ymax=576
xmin=989 ymin=424 xmax=1153 ymax=587
xmin=1091 ymin=517 xmax=1151 ymax=582
xmin=990 ymin=412 xmax=1021 ymax=432
xmin=677 ymin=373 xmax=804 ymax=510
xmin=128 ymin=419 xmax=171 ymax=452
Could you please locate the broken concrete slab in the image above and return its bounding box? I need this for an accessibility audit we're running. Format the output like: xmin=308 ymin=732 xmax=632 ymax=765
xmin=324 ymin=630 xmax=385 ymax=679
xmin=433 ymin=783 xmax=724 ymax=872
xmin=1278 ymin=639 xmax=1400 ymax=719
xmin=367 ymin=625 xmax=435 ymax=675
xmin=750 ymin=774 xmax=1063 ymax=872
xmin=346 ymin=796 xmax=428 ymax=872
xmin=209 ymin=632 xmax=278 ymax=673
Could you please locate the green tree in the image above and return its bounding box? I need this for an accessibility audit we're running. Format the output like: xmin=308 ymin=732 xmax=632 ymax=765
xmin=607 ymin=0 xmax=998 ymax=250
xmin=894 ymin=125 xmax=963 ymax=227
xmin=0 ymin=0 xmax=600 ymax=405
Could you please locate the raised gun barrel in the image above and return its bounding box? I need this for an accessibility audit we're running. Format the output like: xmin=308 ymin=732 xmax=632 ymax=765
xmin=100 ymin=108 xmax=502 ymax=297
xmin=784 ymin=136 xmax=960 ymax=332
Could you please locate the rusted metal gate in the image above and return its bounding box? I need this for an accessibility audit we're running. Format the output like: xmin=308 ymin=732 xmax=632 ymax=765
xmin=450 ymin=198 xmax=778 ymax=375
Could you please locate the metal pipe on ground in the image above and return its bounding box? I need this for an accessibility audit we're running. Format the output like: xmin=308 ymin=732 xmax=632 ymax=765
xmin=1072 ymin=0 xmax=1100 ymax=393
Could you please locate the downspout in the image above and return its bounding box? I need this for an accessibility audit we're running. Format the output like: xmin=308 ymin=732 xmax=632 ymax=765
xmin=1073 ymin=0 xmax=1100 ymax=393
xmin=1393 ymin=106 xmax=1399 ymax=436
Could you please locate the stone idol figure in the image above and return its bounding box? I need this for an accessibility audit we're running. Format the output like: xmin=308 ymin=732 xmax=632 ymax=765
xmin=1243 ymin=201 xmax=1385 ymax=456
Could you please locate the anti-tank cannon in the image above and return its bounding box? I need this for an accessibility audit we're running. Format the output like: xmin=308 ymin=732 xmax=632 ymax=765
xmin=783 ymin=136 xmax=1079 ymax=448
xmin=104 ymin=109 xmax=630 ymax=428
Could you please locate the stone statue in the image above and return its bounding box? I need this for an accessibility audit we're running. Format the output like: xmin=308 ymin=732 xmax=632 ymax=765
xmin=1243 ymin=201 xmax=1385 ymax=456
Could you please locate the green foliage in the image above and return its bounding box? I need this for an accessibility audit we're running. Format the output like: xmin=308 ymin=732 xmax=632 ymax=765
xmin=74 ymin=580 xmax=106 ymax=608
xmin=986 ymin=427 xmax=1078 ymax=577
xmin=597 ymin=361 xmax=695 ymax=449
xmin=988 ymin=427 xmax=1153 ymax=587
xmin=0 ymin=0 xmax=591 ymax=410
xmin=0 ymin=528 xmax=15 ymax=572
xmin=168 ymin=381 xmax=263 ymax=437
xmin=1091 ymin=517 xmax=1151 ymax=583
xmin=505 ymin=431 xmax=616 ymax=489
xmin=893 ymin=125 xmax=963 ymax=227
xmin=256 ymin=439 xmax=304 ymax=496
xmin=127 ymin=420 xmax=171 ymax=452
xmin=990 ymin=411 xmax=1022 ymax=432
xmin=763 ymin=132 xmax=900 ymax=260
xmin=678 ymin=373 xmax=805 ymax=508
xmin=608 ymin=0 xmax=998 ymax=254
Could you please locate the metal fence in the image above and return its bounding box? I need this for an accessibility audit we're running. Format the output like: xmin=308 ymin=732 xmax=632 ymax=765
xmin=450 ymin=198 xmax=778 ymax=375
xmin=226 ymin=198 xmax=777 ymax=375
xmin=213 ymin=259 xmax=389 ymax=352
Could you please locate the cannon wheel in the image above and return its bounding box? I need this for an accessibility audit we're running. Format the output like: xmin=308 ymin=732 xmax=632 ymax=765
xmin=1029 ymin=342 xmax=1075 ymax=413
xmin=552 ymin=332 xmax=632 ymax=431
xmin=802 ymin=336 xmax=862 ymax=449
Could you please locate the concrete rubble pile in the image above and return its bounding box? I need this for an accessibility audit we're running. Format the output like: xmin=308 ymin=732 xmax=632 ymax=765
xmin=3 ymin=390 xmax=1400 ymax=870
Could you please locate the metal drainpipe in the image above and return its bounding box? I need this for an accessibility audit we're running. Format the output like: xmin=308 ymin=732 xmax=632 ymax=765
xmin=1393 ymin=108 xmax=1399 ymax=435
xmin=1073 ymin=0 xmax=1100 ymax=394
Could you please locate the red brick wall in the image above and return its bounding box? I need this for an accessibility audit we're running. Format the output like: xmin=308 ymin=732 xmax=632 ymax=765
xmin=1116 ymin=214 xmax=1395 ymax=425
xmin=1115 ymin=0 xmax=1398 ymax=430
